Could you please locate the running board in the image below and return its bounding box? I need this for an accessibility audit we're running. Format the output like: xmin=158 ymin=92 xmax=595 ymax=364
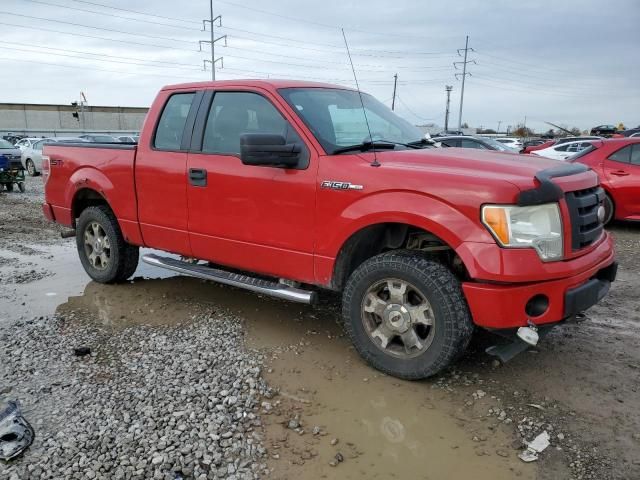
xmin=142 ymin=254 xmax=317 ymax=305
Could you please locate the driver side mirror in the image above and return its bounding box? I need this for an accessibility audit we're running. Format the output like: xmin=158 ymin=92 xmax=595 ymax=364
xmin=240 ymin=133 xmax=301 ymax=168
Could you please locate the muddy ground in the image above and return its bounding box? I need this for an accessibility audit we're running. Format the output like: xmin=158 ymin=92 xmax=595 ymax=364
xmin=0 ymin=176 xmax=638 ymax=479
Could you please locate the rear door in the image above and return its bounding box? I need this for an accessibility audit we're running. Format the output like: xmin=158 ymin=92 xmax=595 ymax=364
xmin=135 ymin=90 xmax=202 ymax=256
xmin=185 ymin=88 xmax=318 ymax=282
xmin=603 ymin=144 xmax=640 ymax=217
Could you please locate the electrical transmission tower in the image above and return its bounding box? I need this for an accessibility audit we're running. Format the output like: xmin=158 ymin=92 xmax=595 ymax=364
xmin=200 ymin=0 xmax=226 ymax=81
xmin=444 ymin=85 xmax=453 ymax=131
xmin=454 ymin=36 xmax=476 ymax=132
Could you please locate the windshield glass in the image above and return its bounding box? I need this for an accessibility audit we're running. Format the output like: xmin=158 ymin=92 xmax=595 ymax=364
xmin=279 ymin=88 xmax=424 ymax=154
xmin=481 ymin=137 xmax=517 ymax=152
xmin=0 ymin=139 xmax=15 ymax=149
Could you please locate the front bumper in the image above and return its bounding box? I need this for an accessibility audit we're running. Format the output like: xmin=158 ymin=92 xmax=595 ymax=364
xmin=462 ymin=238 xmax=616 ymax=329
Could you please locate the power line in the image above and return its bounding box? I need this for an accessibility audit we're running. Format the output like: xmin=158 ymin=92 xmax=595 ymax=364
xmin=0 ymin=21 xmax=197 ymax=52
xmin=0 ymin=11 xmax=196 ymax=45
xmin=19 ymin=0 xmax=199 ymax=31
xmin=0 ymin=44 xmax=203 ymax=71
xmin=454 ymin=35 xmax=475 ymax=131
xmin=68 ymin=0 xmax=200 ymax=25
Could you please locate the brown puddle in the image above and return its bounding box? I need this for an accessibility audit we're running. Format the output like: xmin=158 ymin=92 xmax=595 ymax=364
xmin=1 ymin=244 xmax=535 ymax=479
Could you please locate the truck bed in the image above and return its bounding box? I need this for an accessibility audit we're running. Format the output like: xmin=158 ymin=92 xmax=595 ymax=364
xmin=43 ymin=142 xmax=140 ymax=243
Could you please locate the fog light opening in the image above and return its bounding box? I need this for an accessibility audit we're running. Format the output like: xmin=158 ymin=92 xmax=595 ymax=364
xmin=525 ymin=294 xmax=549 ymax=317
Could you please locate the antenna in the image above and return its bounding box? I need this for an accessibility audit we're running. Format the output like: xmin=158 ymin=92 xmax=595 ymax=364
xmin=341 ymin=28 xmax=380 ymax=167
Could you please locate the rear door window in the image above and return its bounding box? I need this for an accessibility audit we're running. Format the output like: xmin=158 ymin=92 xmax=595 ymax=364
xmin=461 ymin=139 xmax=486 ymax=149
xmin=608 ymin=145 xmax=631 ymax=164
xmin=154 ymin=93 xmax=196 ymax=150
xmin=631 ymin=145 xmax=640 ymax=166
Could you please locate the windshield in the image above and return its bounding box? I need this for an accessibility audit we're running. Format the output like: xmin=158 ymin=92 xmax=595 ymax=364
xmin=0 ymin=139 xmax=15 ymax=149
xmin=481 ymin=137 xmax=518 ymax=152
xmin=279 ymin=88 xmax=424 ymax=154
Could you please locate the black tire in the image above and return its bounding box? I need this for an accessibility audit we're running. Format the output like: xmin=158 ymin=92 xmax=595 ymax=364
xmin=26 ymin=159 xmax=38 ymax=176
xmin=342 ymin=250 xmax=474 ymax=380
xmin=17 ymin=182 xmax=25 ymax=193
xmin=76 ymin=205 xmax=139 ymax=283
xmin=5 ymin=183 xmax=13 ymax=192
xmin=603 ymin=194 xmax=614 ymax=225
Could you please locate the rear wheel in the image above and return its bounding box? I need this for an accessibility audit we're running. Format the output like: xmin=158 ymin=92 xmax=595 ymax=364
xmin=17 ymin=182 xmax=25 ymax=193
xmin=26 ymin=159 xmax=38 ymax=176
xmin=603 ymin=194 xmax=615 ymax=225
xmin=342 ymin=251 xmax=474 ymax=380
xmin=5 ymin=183 xmax=13 ymax=192
xmin=76 ymin=205 xmax=139 ymax=283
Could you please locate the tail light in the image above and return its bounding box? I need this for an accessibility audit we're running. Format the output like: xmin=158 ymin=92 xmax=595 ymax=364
xmin=42 ymin=155 xmax=50 ymax=185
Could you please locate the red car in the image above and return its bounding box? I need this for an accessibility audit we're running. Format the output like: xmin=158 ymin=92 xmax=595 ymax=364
xmin=571 ymin=138 xmax=640 ymax=223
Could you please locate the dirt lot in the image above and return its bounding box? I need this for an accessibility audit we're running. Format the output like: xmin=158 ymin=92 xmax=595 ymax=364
xmin=0 ymin=176 xmax=638 ymax=479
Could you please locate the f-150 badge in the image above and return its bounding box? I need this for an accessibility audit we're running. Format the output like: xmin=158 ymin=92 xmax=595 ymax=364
xmin=321 ymin=180 xmax=363 ymax=191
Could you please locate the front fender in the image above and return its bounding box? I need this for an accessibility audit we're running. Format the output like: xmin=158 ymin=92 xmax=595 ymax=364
xmin=318 ymin=190 xmax=494 ymax=257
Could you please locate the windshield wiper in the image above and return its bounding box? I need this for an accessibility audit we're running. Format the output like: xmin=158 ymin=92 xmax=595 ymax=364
xmin=332 ymin=141 xmax=397 ymax=155
xmin=407 ymin=138 xmax=434 ymax=148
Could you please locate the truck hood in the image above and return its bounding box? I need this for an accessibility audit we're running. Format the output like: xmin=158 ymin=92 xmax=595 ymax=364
xmin=374 ymin=147 xmax=593 ymax=192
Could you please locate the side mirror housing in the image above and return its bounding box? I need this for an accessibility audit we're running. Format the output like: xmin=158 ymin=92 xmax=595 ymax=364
xmin=240 ymin=133 xmax=301 ymax=168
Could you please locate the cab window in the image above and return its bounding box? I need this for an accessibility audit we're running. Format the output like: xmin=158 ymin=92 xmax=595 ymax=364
xmin=201 ymin=91 xmax=304 ymax=159
xmin=154 ymin=93 xmax=195 ymax=151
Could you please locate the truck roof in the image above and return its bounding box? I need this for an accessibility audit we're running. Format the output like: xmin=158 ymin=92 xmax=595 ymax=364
xmin=162 ymin=79 xmax=354 ymax=91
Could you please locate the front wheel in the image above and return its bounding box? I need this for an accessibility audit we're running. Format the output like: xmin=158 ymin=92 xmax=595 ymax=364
xmin=76 ymin=205 xmax=139 ymax=283
xmin=342 ymin=251 xmax=474 ymax=380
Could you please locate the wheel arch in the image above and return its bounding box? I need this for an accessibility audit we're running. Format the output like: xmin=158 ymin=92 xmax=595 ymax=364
xmin=330 ymin=221 xmax=470 ymax=290
xmin=71 ymin=188 xmax=111 ymax=227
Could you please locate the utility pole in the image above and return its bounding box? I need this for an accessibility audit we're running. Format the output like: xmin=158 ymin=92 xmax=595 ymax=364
xmin=497 ymin=120 xmax=502 ymax=133
xmin=454 ymin=35 xmax=475 ymax=132
xmin=200 ymin=0 xmax=225 ymax=81
xmin=391 ymin=73 xmax=398 ymax=111
xmin=444 ymin=85 xmax=452 ymax=131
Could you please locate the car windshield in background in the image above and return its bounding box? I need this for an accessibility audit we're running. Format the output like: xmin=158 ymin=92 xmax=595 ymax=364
xmin=481 ymin=137 xmax=518 ymax=152
xmin=567 ymin=144 xmax=598 ymax=161
xmin=279 ymin=88 xmax=425 ymax=154
xmin=0 ymin=139 xmax=15 ymax=149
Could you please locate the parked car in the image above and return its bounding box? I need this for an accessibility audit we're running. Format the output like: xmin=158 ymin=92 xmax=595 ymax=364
xmin=495 ymin=137 xmax=523 ymax=149
xmin=117 ymin=135 xmax=140 ymax=143
xmin=531 ymin=140 xmax=596 ymax=161
xmin=42 ymin=80 xmax=616 ymax=380
xmin=590 ymin=125 xmax=618 ymax=137
xmin=631 ymin=132 xmax=640 ymax=138
xmin=522 ymin=139 xmax=555 ymax=154
xmin=0 ymin=138 xmax=26 ymax=192
xmin=437 ymin=135 xmax=518 ymax=152
xmin=14 ymin=137 xmax=43 ymax=151
xmin=555 ymin=136 xmax=602 ymax=145
xmin=569 ymin=138 xmax=640 ymax=223
xmin=22 ymin=137 xmax=86 ymax=175
xmin=78 ymin=134 xmax=121 ymax=143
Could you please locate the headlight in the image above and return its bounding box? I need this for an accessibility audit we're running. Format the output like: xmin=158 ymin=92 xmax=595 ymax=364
xmin=482 ymin=203 xmax=563 ymax=261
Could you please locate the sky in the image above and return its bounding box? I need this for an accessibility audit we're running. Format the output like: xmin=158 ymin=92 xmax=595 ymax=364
xmin=0 ymin=0 xmax=638 ymax=132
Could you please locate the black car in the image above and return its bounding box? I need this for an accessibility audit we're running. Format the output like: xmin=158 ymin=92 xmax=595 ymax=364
xmin=436 ymin=135 xmax=518 ymax=152
xmin=589 ymin=125 xmax=617 ymax=137
xmin=620 ymin=128 xmax=640 ymax=137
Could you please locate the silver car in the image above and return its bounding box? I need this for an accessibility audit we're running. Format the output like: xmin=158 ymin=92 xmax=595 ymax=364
xmin=22 ymin=137 xmax=86 ymax=176
xmin=14 ymin=137 xmax=43 ymax=151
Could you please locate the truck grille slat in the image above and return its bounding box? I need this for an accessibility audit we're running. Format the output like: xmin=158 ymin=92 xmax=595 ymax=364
xmin=565 ymin=186 xmax=604 ymax=251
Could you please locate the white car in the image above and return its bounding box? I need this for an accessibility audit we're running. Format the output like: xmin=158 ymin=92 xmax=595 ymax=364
xmin=495 ymin=137 xmax=523 ymax=149
xmin=14 ymin=137 xmax=42 ymax=151
xmin=21 ymin=137 xmax=87 ymax=175
xmin=530 ymin=140 xmax=596 ymax=161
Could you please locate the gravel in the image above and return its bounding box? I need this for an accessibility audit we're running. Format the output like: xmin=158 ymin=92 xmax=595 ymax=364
xmin=0 ymin=309 xmax=272 ymax=480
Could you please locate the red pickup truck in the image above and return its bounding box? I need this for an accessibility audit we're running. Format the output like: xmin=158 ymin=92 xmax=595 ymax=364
xmin=42 ymin=80 xmax=616 ymax=379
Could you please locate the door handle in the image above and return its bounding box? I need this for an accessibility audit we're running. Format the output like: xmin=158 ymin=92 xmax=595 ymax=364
xmin=189 ymin=168 xmax=207 ymax=186
xmin=610 ymin=170 xmax=629 ymax=176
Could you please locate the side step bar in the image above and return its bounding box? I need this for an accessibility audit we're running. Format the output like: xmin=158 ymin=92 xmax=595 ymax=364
xmin=142 ymin=254 xmax=317 ymax=305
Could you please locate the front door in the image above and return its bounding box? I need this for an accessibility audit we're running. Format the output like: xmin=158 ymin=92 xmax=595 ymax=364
xmin=186 ymin=89 xmax=318 ymax=282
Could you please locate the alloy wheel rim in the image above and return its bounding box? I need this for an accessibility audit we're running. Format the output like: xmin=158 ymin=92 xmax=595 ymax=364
xmin=84 ymin=222 xmax=111 ymax=270
xmin=361 ymin=278 xmax=436 ymax=359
